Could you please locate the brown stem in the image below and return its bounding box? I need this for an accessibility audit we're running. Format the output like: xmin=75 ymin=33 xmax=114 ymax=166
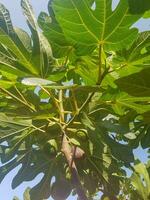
xmin=61 ymin=133 xmax=88 ymax=200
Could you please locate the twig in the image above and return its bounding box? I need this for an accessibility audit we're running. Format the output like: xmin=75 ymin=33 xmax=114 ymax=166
xmin=14 ymin=86 xmax=29 ymax=106
xmin=72 ymin=89 xmax=79 ymax=113
xmin=40 ymin=85 xmax=60 ymax=111
xmin=0 ymin=87 xmax=36 ymax=112
xmin=64 ymin=92 xmax=94 ymax=128
xmin=32 ymin=124 xmax=46 ymax=133
xmin=59 ymin=89 xmax=64 ymax=123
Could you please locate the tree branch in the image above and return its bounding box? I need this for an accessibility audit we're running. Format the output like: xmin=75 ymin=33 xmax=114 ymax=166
xmin=58 ymin=89 xmax=88 ymax=200
xmin=61 ymin=133 xmax=88 ymax=200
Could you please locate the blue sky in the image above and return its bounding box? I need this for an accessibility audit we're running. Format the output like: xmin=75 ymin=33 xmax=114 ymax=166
xmin=0 ymin=0 xmax=150 ymax=200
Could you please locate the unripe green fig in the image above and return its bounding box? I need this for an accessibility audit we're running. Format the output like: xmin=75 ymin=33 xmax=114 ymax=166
xmin=43 ymin=139 xmax=57 ymax=158
xmin=76 ymin=129 xmax=88 ymax=141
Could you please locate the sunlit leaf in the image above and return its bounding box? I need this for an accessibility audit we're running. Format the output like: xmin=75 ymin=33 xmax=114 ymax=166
xmin=52 ymin=0 xmax=141 ymax=53
xmin=21 ymin=77 xmax=55 ymax=86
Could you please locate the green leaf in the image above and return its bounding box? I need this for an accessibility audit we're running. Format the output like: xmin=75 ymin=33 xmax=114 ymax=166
xmin=0 ymin=29 xmax=38 ymax=75
xmin=38 ymin=10 xmax=72 ymax=58
xmin=0 ymin=44 xmax=28 ymax=77
xmin=0 ymin=3 xmax=31 ymax=58
xmin=76 ymin=129 xmax=88 ymax=141
xmin=31 ymin=112 xmax=54 ymax=120
xmin=0 ymin=154 xmax=26 ymax=183
xmin=11 ymin=152 xmax=33 ymax=189
xmin=115 ymin=68 xmax=150 ymax=97
xmin=21 ymin=0 xmax=53 ymax=77
xmin=143 ymin=111 xmax=150 ymax=123
xmin=2 ymin=130 xmax=32 ymax=162
xmin=0 ymin=79 xmax=16 ymax=88
xmin=0 ymin=3 xmax=14 ymax=36
xmin=80 ymin=112 xmax=95 ymax=131
xmin=47 ymin=139 xmax=58 ymax=150
xmin=0 ymin=113 xmax=32 ymax=127
xmin=74 ymin=55 xmax=99 ymax=85
xmin=0 ymin=1 xmax=150 ymax=199
xmin=102 ymin=89 xmax=150 ymax=114
xmin=116 ymin=95 xmax=150 ymax=114
xmin=124 ymin=132 xmax=137 ymax=140
xmin=143 ymin=10 xmax=150 ymax=18
xmin=29 ymin=166 xmax=53 ymax=200
xmin=21 ymin=77 xmax=55 ymax=86
xmin=128 ymin=0 xmax=150 ymax=14
xmin=52 ymin=0 xmax=141 ymax=53
xmin=70 ymin=138 xmax=80 ymax=146
xmin=131 ymin=162 xmax=150 ymax=200
xmin=112 ymin=31 xmax=150 ymax=77
xmin=141 ymin=128 xmax=150 ymax=149
xmin=103 ymin=134 xmax=134 ymax=163
xmin=51 ymin=178 xmax=72 ymax=200
xmin=126 ymin=32 xmax=150 ymax=67
xmin=23 ymin=188 xmax=31 ymax=200
xmin=47 ymin=70 xmax=66 ymax=82
xmin=14 ymin=28 xmax=32 ymax=52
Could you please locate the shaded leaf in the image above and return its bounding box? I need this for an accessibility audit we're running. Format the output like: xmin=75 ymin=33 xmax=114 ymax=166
xmin=51 ymin=178 xmax=72 ymax=200
xmin=104 ymin=135 xmax=134 ymax=163
xmin=141 ymin=128 xmax=150 ymax=149
xmin=128 ymin=0 xmax=150 ymax=14
xmin=115 ymin=68 xmax=150 ymax=97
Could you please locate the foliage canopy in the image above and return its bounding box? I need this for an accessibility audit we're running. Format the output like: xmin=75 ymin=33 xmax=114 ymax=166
xmin=0 ymin=0 xmax=150 ymax=200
